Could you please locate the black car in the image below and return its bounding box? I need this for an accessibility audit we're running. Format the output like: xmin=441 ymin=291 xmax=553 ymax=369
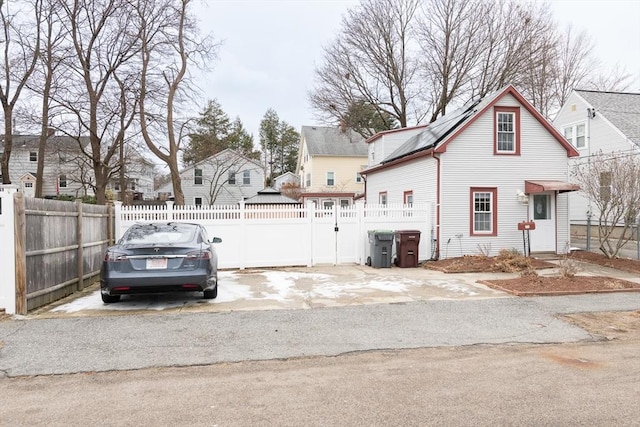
xmin=100 ymin=222 xmax=222 ymax=303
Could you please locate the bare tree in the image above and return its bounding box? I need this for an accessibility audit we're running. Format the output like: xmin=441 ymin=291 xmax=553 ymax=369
xmin=309 ymin=0 xmax=423 ymax=135
xmin=55 ymin=0 xmax=140 ymax=204
xmin=571 ymin=150 xmax=640 ymax=258
xmin=200 ymin=150 xmax=255 ymax=205
xmin=136 ymin=0 xmax=217 ymax=205
xmin=0 ymin=0 xmax=41 ymax=184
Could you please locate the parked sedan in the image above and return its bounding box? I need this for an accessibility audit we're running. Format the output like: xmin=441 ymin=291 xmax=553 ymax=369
xmin=100 ymin=222 xmax=222 ymax=303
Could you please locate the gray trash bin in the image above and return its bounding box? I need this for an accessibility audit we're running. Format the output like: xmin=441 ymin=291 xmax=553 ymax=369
xmin=367 ymin=230 xmax=394 ymax=268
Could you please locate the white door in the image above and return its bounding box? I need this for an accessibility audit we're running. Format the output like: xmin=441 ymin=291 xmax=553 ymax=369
xmin=22 ymin=181 xmax=35 ymax=198
xmin=529 ymin=193 xmax=555 ymax=252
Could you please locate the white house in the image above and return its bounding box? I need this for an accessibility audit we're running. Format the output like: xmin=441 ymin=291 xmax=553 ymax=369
xmin=1 ymin=133 xmax=92 ymax=198
xmin=554 ymin=89 xmax=640 ymax=224
xmin=365 ymin=125 xmax=427 ymax=167
xmin=156 ymin=148 xmax=265 ymax=205
xmin=362 ymin=85 xmax=580 ymax=260
xmin=273 ymin=171 xmax=299 ymax=190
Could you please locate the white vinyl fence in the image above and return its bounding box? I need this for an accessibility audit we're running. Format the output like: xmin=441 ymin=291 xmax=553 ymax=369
xmin=0 ymin=186 xmax=18 ymax=314
xmin=115 ymin=201 xmax=434 ymax=269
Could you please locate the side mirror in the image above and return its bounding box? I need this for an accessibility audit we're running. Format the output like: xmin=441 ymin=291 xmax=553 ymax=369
xmin=210 ymin=237 xmax=222 ymax=244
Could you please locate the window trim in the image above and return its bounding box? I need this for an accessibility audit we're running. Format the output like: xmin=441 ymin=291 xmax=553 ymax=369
xmin=194 ymin=197 xmax=202 ymax=206
xmin=29 ymin=152 xmax=37 ymax=162
xmin=379 ymin=191 xmax=387 ymax=205
xmin=494 ymin=107 xmax=520 ymax=155
xmin=242 ymin=170 xmax=250 ymax=185
xmin=228 ymin=171 xmax=236 ymax=185
xmin=326 ymin=171 xmax=335 ymax=186
xmin=59 ymin=174 xmax=68 ymax=188
xmin=563 ymin=122 xmax=587 ymax=150
xmin=194 ymin=168 xmax=203 ymax=185
xmin=403 ymin=190 xmax=413 ymax=206
xmin=469 ymin=187 xmax=497 ymax=236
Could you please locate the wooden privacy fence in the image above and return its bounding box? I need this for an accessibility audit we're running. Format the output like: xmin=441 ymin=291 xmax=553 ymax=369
xmin=13 ymin=195 xmax=113 ymax=313
xmin=116 ymin=201 xmax=434 ymax=270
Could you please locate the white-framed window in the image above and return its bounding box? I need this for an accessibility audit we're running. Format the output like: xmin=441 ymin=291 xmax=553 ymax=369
xmin=340 ymin=199 xmax=350 ymax=207
xmin=243 ymin=170 xmax=250 ymax=185
xmin=470 ymin=187 xmax=497 ymax=236
xmin=323 ymin=200 xmax=334 ymax=209
xmin=326 ymin=171 xmax=335 ymax=186
xmin=24 ymin=182 xmax=33 ymax=188
xmin=194 ymin=197 xmax=202 ymax=206
xmin=30 ymin=152 xmax=37 ymax=162
xmin=356 ymin=165 xmax=366 ymax=183
xmin=563 ymin=122 xmax=586 ymax=149
xmin=305 ymin=173 xmax=311 ymax=187
xmin=496 ymin=112 xmax=515 ymax=152
xmin=59 ymin=174 xmax=67 ymax=188
xmin=228 ymin=171 xmax=236 ymax=185
xmin=404 ymin=191 xmax=413 ymax=206
xmin=194 ymin=168 xmax=203 ymax=185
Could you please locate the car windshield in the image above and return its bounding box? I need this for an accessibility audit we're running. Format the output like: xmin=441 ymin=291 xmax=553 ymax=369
xmin=121 ymin=223 xmax=197 ymax=245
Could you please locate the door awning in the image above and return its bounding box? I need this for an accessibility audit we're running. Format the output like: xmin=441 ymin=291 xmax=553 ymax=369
xmin=525 ymin=180 xmax=580 ymax=194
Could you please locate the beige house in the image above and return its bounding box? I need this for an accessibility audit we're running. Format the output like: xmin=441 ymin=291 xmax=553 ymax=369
xmin=296 ymin=125 xmax=367 ymax=207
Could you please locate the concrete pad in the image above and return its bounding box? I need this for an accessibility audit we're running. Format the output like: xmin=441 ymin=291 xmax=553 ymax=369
xmin=38 ymin=264 xmax=511 ymax=316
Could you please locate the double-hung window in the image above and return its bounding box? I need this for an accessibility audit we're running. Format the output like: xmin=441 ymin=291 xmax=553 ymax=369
xmin=494 ymin=107 xmax=520 ymax=155
xmin=59 ymin=174 xmax=67 ymax=188
xmin=243 ymin=170 xmax=250 ymax=185
xmin=379 ymin=192 xmax=387 ymax=205
xmin=194 ymin=168 xmax=203 ymax=185
xmin=563 ymin=123 xmax=586 ymax=149
xmin=326 ymin=171 xmax=335 ymax=186
xmin=228 ymin=171 xmax=236 ymax=185
xmin=470 ymin=187 xmax=497 ymax=236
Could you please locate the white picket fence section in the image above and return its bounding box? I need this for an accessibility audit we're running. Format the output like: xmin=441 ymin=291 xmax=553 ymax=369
xmin=115 ymin=201 xmax=434 ymax=269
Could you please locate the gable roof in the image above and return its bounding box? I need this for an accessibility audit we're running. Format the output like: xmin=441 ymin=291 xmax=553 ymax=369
xmin=377 ymin=85 xmax=578 ymax=167
xmin=187 ymin=148 xmax=263 ymax=173
xmin=301 ymin=126 xmax=367 ymax=157
xmin=574 ymin=89 xmax=640 ymax=146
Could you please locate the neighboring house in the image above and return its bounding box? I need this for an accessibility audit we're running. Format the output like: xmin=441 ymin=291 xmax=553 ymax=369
xmin=362 ymin=85 xmax=580 ymax=260
xmin=156 ymin=148 xmax=265 ymax=205
xmin=106 ymin=148 xmax=157 ymax=201
xmin=244 ymin=187 xmax=300 ymax=205
xmin=296 ymin=125 xmax=367 ymax=207
xmin=554 ymin=89 xmax=640 ymax=224
xmin=273 ymin=171 xmax=299 ymax=190
xmin=0 ymin=133 xmax=92 ymax=198
xmin=365 ymin=125 xmax=427 ymax=167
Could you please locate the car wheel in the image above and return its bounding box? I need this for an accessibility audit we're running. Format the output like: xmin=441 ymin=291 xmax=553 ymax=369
xmin=203 ymin=284 xmax=218 ymax=299
xmin=101 ymin=293 xmax=121 ymax=303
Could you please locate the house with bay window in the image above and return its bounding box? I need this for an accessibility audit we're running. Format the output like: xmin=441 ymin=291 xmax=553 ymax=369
xmin=554 ymin=89 xmax=640 ymax=226
xmin=361 ymin=85 xmax=580 ymax=260
xmin=155 ymin=148 xmax=265 ymax=205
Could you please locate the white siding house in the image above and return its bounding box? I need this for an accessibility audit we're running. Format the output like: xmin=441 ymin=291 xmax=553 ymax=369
xmin=365 ymin=125 xmax=427 ymax=167
xmin=156 ymin=149 xmax=265 ymax=205
xmin=554 ymin=90 xmax=640 ymax=224
xmin=362 ymin=85 xmax=580 ymax=260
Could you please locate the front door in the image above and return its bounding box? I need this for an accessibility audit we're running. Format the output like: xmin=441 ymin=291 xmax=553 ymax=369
xmin=529 ymin=193 xmax=555 ymax=252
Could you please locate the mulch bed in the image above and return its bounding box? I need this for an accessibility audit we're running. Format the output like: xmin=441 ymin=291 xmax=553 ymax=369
xmin=570 ymin=251 xmax=640 ymax=274
xmin=480 ymin=276 xmax=640 ymax=297
xmin=423 ymin=255 xmax=555 ymax=273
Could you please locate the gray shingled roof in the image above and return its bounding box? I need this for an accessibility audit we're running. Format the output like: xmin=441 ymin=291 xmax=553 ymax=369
xmin=575 ymin=90 xmax=640 ymax=146
xmin=5 ymin=134 xmax=90 ymax=150
xmin=301 ymin=126 xmax=367 ymax=157
xmin=244 ymin=187 xmax=300 ymax=204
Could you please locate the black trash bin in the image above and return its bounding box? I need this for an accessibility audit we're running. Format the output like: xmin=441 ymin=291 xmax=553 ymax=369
xmin=367 ymin=230 xmax=394 ymax=268
xmin=394 ymin=230 xmax=421 ymax=267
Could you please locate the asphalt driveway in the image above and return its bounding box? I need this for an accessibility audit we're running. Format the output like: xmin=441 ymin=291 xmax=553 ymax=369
xmin=38 ymin=264 xmax=512 ymax=316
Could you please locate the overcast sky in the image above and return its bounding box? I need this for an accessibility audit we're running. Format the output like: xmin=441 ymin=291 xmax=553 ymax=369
xmin=193 ymin=0 xmax=640 ymax=143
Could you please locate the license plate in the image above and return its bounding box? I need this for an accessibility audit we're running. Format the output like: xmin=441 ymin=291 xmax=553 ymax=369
xmin=146 ymin=258 xmax=168 ymax=269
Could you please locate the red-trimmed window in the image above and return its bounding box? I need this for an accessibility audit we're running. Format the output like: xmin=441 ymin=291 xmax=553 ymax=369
xmin=403 ymin=191 xmax=413 ymax=206
xmin=379 ymin=191 xmax=387 ymax=205
xmin=470 ymin=187 xmax=497 ymax=236
xmin=494 ymin=107 xmax=520 ymax=155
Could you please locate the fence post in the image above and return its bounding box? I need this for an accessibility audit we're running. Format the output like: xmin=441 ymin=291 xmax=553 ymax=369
xmin=76 ymin=200 xmax=84 ymax=291
xmin=166 ymin=200 xmax=174 ymax=221
xmin=239 ymin=200 xmax=246 ymax=270
xmin=14 ymin=192 xmax=27 ymax=315
xmin=113 ymin=201 xmax=122 ymax=241
xmin=356 ymin=201 xmax=365 ymax=265
xmin=0 ymin=185 xmax=18 ymax=314
xmin=307 ymin=201 xmax=315 ymax=267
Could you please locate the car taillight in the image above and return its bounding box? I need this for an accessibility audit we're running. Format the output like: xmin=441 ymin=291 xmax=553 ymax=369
xmin=186 ymin=250 xmax=211 ymax=260
xmin=105 ymin=251 xmax=128 ymax=262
